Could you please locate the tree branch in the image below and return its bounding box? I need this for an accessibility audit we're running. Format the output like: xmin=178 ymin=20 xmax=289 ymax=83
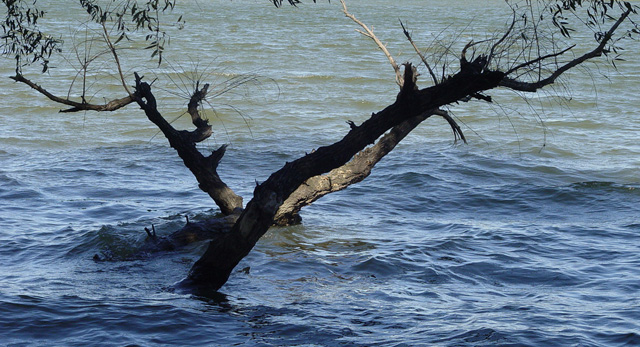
xmin=340 ymin=0 xmax=402 ymax=86
xmin=400 ymin=20 xmax=439 ymax=85
xmin=186 ymin=82 xmax=214 ymax=143
xmin=504 ymin=44 xmax=576 ymax=76
xmin=134 ymin=73 xmax=243 ymax=215
xmin=486 ymin=8 xmax=517 ymax=70
xmin=10 ymin=73 xmax=134 ymax=112
xmin=500 ymin=5 xmax=632 ymax=92
xmin=273 ymin=109 xmax=461 ymax=226
xmin=102 ymin=22 xmax=132 ymax=96
xmin=274 ymin=110 xmax=430 ymax=226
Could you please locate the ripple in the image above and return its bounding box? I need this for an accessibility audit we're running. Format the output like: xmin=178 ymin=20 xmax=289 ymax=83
xmin=1 ymin=0 xmax=640 ymax=345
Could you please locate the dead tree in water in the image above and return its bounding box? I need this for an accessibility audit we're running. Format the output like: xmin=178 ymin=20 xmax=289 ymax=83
xmin=2 ymin=0 xmax=638 ymax=292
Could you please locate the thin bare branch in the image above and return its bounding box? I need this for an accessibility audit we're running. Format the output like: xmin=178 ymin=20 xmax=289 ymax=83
xmin=340 ymin=0 xmax=402 ymax=86
xmin=400 ymin=20 xmax=438 ymax=85
xmin=10 ymin=73 xmax=134 ymax=112
xmin=102 ymin=22 xmax=132 ymax=96
xmin=486 ymin=8 xmax=518 ymax=69
xmin=461 ymin=38 xmax=493 ymax=64
xmin=505 ymin=44 xmax=576 ymax=75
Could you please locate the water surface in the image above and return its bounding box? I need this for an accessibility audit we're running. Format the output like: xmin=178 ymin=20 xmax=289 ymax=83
xmin=1 ymin=0 xmax=639 ymax=346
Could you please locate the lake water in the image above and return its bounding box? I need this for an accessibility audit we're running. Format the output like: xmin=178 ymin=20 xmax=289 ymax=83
xmin=1 ymin=0 xmax=639 ymax=346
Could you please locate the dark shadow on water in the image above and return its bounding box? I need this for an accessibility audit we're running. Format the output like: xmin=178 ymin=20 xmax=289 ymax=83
xmin=172 ymin=277 xmax=232 ymax=307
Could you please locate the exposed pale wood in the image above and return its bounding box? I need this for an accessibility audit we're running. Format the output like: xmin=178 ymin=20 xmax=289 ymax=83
xmin=340 ymin=0 xmax=402 ymax=86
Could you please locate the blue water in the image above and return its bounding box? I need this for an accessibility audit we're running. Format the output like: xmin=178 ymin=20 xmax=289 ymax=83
xmin=1 ymin=0 xmax=640 ymax=346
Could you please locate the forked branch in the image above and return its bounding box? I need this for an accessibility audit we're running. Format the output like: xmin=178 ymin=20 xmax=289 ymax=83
xmin=134 ymin=73 xmax=243 ymax=215
xmin=186 ymin=82 xmax=214 ymax=143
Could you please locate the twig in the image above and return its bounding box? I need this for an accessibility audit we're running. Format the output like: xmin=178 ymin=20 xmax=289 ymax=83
xmin=145 ymin=224 xmax=157 ymax=239
xmin=102 ymin=22 xmax=132 ymax=96
xmin=400 ymin=20 xmax=438 ymax=85
xmin=340 ymin=0 xmax=403 ymax=86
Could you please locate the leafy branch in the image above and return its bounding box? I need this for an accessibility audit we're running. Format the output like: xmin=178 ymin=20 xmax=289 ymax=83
xmin=1 ymin=0 xmax=62 ymax=72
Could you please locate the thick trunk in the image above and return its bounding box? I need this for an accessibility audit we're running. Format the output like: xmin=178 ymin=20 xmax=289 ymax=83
xmin=273 ymin=111 xmax=433 ymax=226
xmin=183 ymin=62 xmax=505 ymax=291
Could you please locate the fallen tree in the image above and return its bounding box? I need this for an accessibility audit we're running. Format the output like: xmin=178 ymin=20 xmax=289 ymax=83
xmin=2 ymin=0 xmax=638 ymax=292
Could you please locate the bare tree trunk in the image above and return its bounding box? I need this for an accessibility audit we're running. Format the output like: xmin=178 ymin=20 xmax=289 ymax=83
xmin=273 ymin=109 xmax=459 ymax=226
xmin=274 ymin=112 xmax=430 ymax=225
xmin=8 ymin=0 xmax=634 ymax=293
xmin=181 ymin=62 xmax=505 ymax=291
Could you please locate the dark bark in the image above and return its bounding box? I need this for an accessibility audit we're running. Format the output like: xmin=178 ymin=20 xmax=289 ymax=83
xmin=133 ymin=73 xmax=243 ymax=215
xmin=182 ymin=61 xmax=505 ymax=291
xmin=10 ymin=73 xmax=134 ymax=112
xmin=273 ymin=108 xmax=464 ymax=226
xmin=138 ymin=212 xmax=239 ymax=254
xmin=274 ymin=111 xmax=432 ymax=226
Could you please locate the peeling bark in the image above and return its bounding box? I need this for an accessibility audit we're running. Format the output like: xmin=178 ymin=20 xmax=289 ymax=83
xmin=274 ymin=111 xmax=432 ymax=226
